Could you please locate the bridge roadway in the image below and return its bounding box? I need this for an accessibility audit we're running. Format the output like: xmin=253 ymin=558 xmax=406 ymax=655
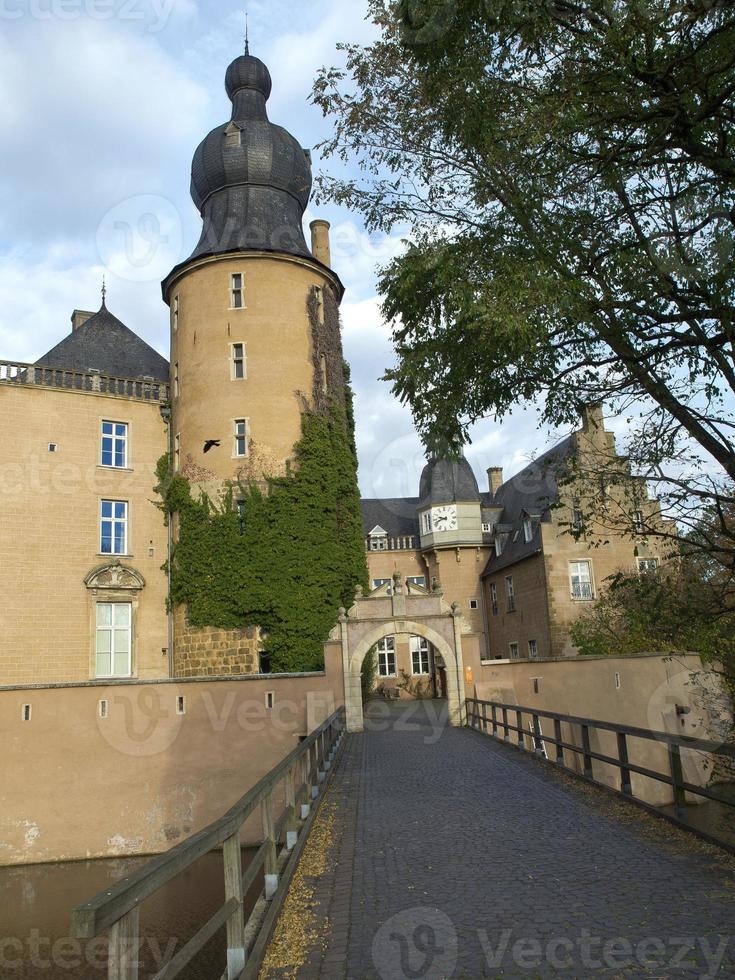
xmin=260 ymin=699 xmax=735 ymax=979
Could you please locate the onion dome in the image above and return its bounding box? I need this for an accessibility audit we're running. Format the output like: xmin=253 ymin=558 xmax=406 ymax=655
xmin=186 ymin=51 xmax=312 ymax=262
xmin=419 ymin=455 xmax=481 ymax=505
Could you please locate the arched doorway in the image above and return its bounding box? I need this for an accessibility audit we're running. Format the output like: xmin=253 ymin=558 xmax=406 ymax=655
xmin=366 ymin=635 xmax=446 ymax=701
xmin=348 ymin=621 xmax=463 ymax=732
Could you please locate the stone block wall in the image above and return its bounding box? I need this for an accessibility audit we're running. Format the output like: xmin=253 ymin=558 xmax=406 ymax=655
xmin=173 ymin=605 xmax=260 ymax=676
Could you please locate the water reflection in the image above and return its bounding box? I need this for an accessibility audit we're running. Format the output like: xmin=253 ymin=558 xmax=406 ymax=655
xmin=0 ymin=849 xmax=259 ymax=978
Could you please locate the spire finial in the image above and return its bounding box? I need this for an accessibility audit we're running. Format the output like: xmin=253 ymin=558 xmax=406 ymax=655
xmin=244 ymin=12 xmax=249 ymax=55
xmin=101 ymin=275 xmax=107 ymax=306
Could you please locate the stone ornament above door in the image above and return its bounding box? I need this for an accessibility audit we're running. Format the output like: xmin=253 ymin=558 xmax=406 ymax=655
xmin=84 ymin=561 xmax=145 ymax=593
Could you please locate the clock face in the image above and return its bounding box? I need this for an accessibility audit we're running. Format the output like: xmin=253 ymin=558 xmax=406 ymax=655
xmin=432 ymin=505 xmax=458 ymax=531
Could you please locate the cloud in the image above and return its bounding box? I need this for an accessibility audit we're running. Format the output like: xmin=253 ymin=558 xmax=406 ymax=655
xmin=0 ymin=17 xmax=208 ymax=246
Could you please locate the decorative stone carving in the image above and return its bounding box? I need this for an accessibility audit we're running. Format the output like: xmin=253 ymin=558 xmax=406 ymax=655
xmin=84 ymin=561 xmax=145 ymax=592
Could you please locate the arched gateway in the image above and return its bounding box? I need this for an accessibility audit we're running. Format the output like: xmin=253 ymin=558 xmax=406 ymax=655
xmin=329 ymin=575 xmax=470 ymax=732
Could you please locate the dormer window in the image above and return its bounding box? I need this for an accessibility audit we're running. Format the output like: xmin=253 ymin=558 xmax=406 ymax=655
xmin=369 ymin=526 xmax=388 ymax=551
xmin=523 ymin=517 xmax=533 ymax=543
xmin=495 ymin=536 xmax=503 ymax=557
xmin=224 ymin=123 xmax=241 ymax=148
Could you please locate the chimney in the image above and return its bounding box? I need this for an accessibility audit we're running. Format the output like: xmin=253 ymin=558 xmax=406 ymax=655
xmin=487 ymin=467 xmax=504 ymax=495
xmin=581 ymin=401 xmax=605 ymax=433
xmin=71 ymin=310 xmax=95 ymax=332
xmin=310 ymin=219 xmax=331 ymax=268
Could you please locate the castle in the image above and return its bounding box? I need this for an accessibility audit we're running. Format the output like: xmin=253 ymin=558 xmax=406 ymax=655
xmin=0 ymin=49 xmax=668 ymax=690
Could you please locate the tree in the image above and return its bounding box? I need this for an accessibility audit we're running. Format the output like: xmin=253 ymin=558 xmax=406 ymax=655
xmin=313 ymin=0 xmax=735 ymax=544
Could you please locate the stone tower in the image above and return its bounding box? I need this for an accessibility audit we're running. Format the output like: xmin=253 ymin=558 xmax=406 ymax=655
xmin=161 ymin=48 xmax=354 ymax=677
xmin=162 ymin=49 xmax=345 ymax=491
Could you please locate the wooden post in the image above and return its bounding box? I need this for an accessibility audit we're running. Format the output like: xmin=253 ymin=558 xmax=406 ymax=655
xmin=516 ymin=710 xmax=525 ymax=749
xmin=491 ymin=704 xmax=498 ymax=738
xmin=617 ymin=732 xmax=632 ymax=795
xmin=222 ymin=831 xmax=246 ymax=978
xmin=669 ymin=743 xmax=688 ymax=820
xmin=285 ymin=766 xmax=298 ymax=850
xmin=502 ymin=707 xmax=509 ymax=742
xmin=108 ymin=908 xmax=140 ymax=980
xmin=581 ymin=725 xmax=593 ymax=778
xmin=554 ymin=719 xmax=564 ymax=765
xmin=262 ymin=791 xmax=278 ymax=899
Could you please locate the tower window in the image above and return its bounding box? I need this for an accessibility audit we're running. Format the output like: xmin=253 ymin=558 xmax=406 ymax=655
xmin=490 ymin=583 xmax=498 ymax=616
xmin=174 ymin=362 xmax=180 ymax=398
xmin=224 ymin=126 xmax=241 ymax=148
xmin=231 ymin=343 xmax=246 ymax=380
xmin=100 ymin=500 xmax=128 ymax=555
xmin=173 ymin=294 xmax=179 ymax=332
xmin=320 ymin=353 xmax=328 ymax=393
xmin=231 ymin=273 xmax=244 ymax=309
xmin=174 ymin=433 xmax=181 ymax=472
xmin=233 ymin=419 xmax=248 ymax=458
xmin=314 ymin=286 xmax=325 ymax=324
xmin=101 ymin=421 xmax=128 ymax=468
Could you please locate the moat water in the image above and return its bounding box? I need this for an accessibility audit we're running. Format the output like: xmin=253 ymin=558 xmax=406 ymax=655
xmin=0 ymin=849 xmax=260 ymax=978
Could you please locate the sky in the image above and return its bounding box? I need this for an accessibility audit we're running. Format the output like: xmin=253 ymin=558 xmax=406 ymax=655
xmin=0 ymin=0 xmax=563 ymax=498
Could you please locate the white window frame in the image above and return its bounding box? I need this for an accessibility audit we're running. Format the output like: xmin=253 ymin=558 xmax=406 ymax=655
xmin=528 ymin=639 xmax=539 ymax=659
xmin=231 ymin=342 xmax=246 ymax=380
xmin=637 ymin=557 xmax=659 ymax=574
xmin=569 ymin=560 xmax=594 ymax=600
xmin=482 ymin=522 xmax=491 ymax=533
xmin=490 ymin=582 xmax=498 ymax=615
xmin=372 ymin=578 xmax=392 ymax=595
xmin=509 ymin=642 xmax=520 ymax=660
xmin=410 ymin=636 xmax=430 ymax=675
xmin=100 ymin=499 xmax=128 ymax=555
xmin=633 ymin=510 xmax=645 ymax=533
xmin=95 ymin=601 xmax=132 ymax=678
xmin=469 ymin=598 xmax=479 ymax=610
xmin=100 ymin=421 xmax=128 ymax=469
xmin=369 ymin=533 xmax=388 ymax=551
xmin=406 ymin=576 xmax=426 ymax=588
xmin=233 ymin=418 xmax=249 ymax=458
xmin=523 ymin=517 xmax=533 ymax=543
xmin=230 ymin=272 xmax=245 ymax=309
xmin=505 ymin=575 xmax=515 ymax=612
xmin=495 ymin=535 xmax=504 ymax=557
xmin=421 ymin=511 xmax=432 ymax=534
xmin=377 ymin=636 xmax=396 ymax=677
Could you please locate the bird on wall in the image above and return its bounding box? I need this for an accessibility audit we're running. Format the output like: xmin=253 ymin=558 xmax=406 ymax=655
xmin=203 ymin=440 xmax=221 ymax=454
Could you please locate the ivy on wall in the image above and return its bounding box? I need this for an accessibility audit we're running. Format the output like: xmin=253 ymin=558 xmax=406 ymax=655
xmin=155 ymin=284 xmax=367 ymax=674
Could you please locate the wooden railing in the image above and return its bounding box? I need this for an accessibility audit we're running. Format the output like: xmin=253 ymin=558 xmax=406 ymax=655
xmin=0 ymin=360 xmax=169 ymax=403
xmin=466 ymin=698 xmax=735 ymax=851
xmin=71 ymin=708 xmax=345 ymax=979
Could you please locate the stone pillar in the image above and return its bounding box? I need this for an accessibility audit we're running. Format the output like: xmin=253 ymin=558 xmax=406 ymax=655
xmin=447 ymin=603 xmax=466 ymax=727
xmin=340 ymin=608 xmax=363 ymax=733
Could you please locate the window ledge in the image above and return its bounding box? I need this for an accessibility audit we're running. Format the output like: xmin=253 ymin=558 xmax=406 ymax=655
xmin=98 ymin=465 xmax=134 ymax=472
xmin=97 ymin=553 xmax=134 ymax=559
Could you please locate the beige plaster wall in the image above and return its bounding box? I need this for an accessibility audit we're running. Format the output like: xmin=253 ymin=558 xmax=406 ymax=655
xmin=0 ymin=646 xmax=344 ymax=866
xmin=0 ymin=385 xmax=169 ymax=684
xmin=482 ymin=553 xmax=551 ymax=661
xmin=473 ymin=654 xmax=731 ymax=806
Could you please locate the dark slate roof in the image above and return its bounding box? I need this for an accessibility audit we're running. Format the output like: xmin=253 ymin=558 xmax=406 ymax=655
xmin=481 ymin=435 xmax=575 ymax=576
xmin=186 ymin=52 xmax=312 ymax=264
xmin=361 ymin=498 xmax=421 ymax=539
xmin=35 ymin=303 xmax=169 ymax=381
xmin=418 ymin=456 xmax=480 ymax=505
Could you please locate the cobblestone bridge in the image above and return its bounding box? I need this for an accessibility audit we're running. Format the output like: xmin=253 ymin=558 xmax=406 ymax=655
xmin=262 ymin=700 xmax=735 ymax=979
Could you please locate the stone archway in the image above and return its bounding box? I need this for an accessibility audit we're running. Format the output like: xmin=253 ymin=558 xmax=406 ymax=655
xmin=329 ymin=576 xmax=470 ymax=733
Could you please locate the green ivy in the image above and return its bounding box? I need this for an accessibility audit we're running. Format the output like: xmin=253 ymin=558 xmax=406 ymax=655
xmin=155 ymin=400 xmax=367 ymax=673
